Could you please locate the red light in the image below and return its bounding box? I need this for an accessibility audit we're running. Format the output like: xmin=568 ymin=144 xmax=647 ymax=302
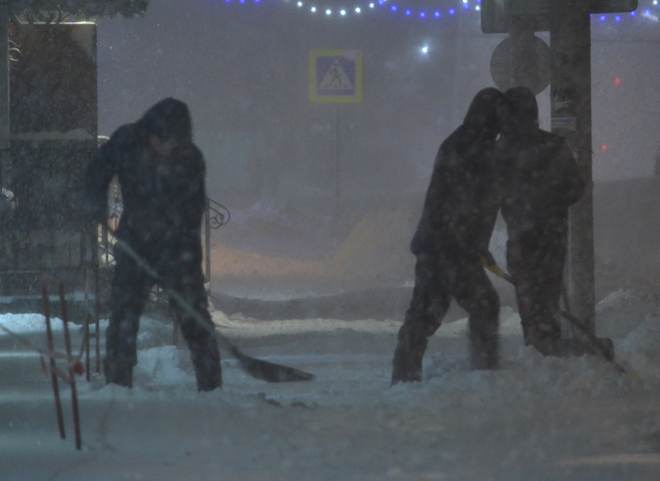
xmin=613 ymin=76 xmax=623 ymax=88
xmin=600 ymin=144 xmax=609 ymax=153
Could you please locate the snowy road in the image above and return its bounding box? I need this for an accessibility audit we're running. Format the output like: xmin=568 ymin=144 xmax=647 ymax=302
xmin=3 ymin=292 xmax=660 ymax=481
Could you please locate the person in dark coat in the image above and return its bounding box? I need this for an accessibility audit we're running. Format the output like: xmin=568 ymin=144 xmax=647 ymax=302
xmin=496 ymin=86 xmax=585 ymax=356
xmin=85 ymin=98 xmax=222 ymax=391
xmin=391 ymin=88 xmax=505 ymax=384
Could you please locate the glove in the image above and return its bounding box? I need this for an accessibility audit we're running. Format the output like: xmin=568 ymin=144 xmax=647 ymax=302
xmin=480 ymin=250 xmax=497 ymax=269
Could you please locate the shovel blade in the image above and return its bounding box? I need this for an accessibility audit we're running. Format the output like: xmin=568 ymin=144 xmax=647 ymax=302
xmin=231 ymin=347 xmax=314 ymax=383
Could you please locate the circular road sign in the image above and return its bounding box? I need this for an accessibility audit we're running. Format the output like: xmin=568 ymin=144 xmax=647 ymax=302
xmin=490 ymin=35 xmax=551 ymax=95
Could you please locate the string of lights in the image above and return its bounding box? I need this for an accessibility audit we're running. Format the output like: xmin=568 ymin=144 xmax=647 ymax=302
xmin=221 ymin=0 xmax=660 ymax=25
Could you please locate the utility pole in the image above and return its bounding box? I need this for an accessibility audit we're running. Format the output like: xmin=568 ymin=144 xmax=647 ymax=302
xmin=550 ymin=1 xmax=595 ymax=334
xmin=484 ymin=0 xmax=637 ymax=336
xmin=0 ymin=1 xmax=9 ymax=161
xmin=509 ymin=16 xmax=539 ymax=89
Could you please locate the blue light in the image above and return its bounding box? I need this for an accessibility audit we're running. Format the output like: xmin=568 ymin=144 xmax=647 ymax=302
xmin=218 ymin=0 xmax=651 ymax=27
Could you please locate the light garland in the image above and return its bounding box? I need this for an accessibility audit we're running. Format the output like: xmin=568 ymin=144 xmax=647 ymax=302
xmin=222 ymin=0 xmax=660 ymax=25
xmin=224 ymin=0 xmax=480 ymax=20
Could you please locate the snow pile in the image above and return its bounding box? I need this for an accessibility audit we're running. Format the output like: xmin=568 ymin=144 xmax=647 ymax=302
xmin=135 ymin=345 xmax=193 ymax=388
xmin=0 ymin=313 xmax=57 ymax=333
xmin=121 ymin=306 xmax=649 ymax=411
xmin=596 ymin=288 xmax=660 ymax=338
xmin=617 ymin=315 xmax=660 ymax=383
xmin=135 ymin=316 xmax=175 ymax=348
xmin=5 ymin=297 xmax=660 ymax=481
xmin=419 ymin=344 xmax=634 ymax=410
xmin=215 ymin=314 xmax=402 ymax=337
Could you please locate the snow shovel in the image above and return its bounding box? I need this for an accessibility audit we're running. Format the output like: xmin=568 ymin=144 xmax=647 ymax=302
xmin=482 ymin=258 xmax=626 ymax=374
xmin=111 ymin=234 xmax=314 ymax=383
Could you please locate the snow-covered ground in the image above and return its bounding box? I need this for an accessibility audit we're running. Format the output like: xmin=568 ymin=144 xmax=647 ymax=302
xmin=3 ymin=290 xmax=660 ymax=481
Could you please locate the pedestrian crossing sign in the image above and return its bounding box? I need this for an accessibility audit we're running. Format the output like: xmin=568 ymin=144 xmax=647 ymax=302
xmin=309 ymin=50 xmax=363 ymax=104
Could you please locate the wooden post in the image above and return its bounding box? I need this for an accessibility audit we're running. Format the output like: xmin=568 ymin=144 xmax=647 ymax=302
xmin=59 ymin=284 xmax=82 ymax=450
xmin=84 ymin=271 xmax=91 ymax=382
xmin=94 ymin=242 xmax=101 ymax=374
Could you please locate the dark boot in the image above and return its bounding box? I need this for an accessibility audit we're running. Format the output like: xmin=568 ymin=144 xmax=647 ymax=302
xmin=524 ymin=321 xmax=563 ymax=357
xmin=190 ymin=343 xmax=222 ymax=392
xmin=468 ymin=313 xmax=499 ymax=370
xmin=558 ymin=337 xmax=615 ymax=361
xmin=469 ymin=331 xmax=499 ymax=370
xmin=195 ymin=364 xmax=222 ymax=392
xmin=528 ymin=337 xmax=562 ymax=357
xmin=391 ymin=328 xmax=428 ymax=385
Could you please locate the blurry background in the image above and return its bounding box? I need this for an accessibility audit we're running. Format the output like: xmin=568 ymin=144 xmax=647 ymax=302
xmin=96 ymin=0 xmax=660 ymax=316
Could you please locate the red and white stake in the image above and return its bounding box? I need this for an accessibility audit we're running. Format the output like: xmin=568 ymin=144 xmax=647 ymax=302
xmin=42 ymin=285 xmax=65 ymax=440
xmin=59 ymin=284 xmax=82 ymax=450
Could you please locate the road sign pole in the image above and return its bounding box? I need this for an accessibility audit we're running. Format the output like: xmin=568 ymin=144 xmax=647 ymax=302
xmin=550 ymin=0 xmax=596 ymax=335
xmin=509 ymin=16 xmax=539 ymax=89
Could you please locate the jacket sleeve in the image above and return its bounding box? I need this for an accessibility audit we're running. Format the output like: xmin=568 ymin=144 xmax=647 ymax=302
xmin=410 ymin=146 xmax=455 ymax=255
xmin=83 ymin=125 xmax=130 ymax=224
xmin=555 ymin=140 xmax=585 ymax=207
xmin=529 ymin=138 xmax=585 ymax=213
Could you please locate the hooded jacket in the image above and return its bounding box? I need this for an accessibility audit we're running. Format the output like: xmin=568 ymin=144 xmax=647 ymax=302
xmin=85 ymin=98 xmax=207 ymax=259
xmin=497 ymin=87 xmax=584 ymax=246
xmin=410 ymin=88 xmax=502 ymax=259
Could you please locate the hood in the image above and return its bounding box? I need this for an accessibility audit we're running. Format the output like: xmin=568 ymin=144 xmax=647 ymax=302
xmin=463 ymin=87 xmax=503 ymax=135
xmin=138 ymin=97 xmax=192 ymax=143
xmin=504 ymin=86 xmax=539 ymax=134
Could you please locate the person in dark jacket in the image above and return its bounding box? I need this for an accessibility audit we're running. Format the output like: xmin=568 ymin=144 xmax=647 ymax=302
xmin=85 ymin=98 xmax=222 ymax=391
xmin=391 ymin=88 xmax=505 ymax=384
xmin=496 ymin=86 xmax=584 ymax=356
